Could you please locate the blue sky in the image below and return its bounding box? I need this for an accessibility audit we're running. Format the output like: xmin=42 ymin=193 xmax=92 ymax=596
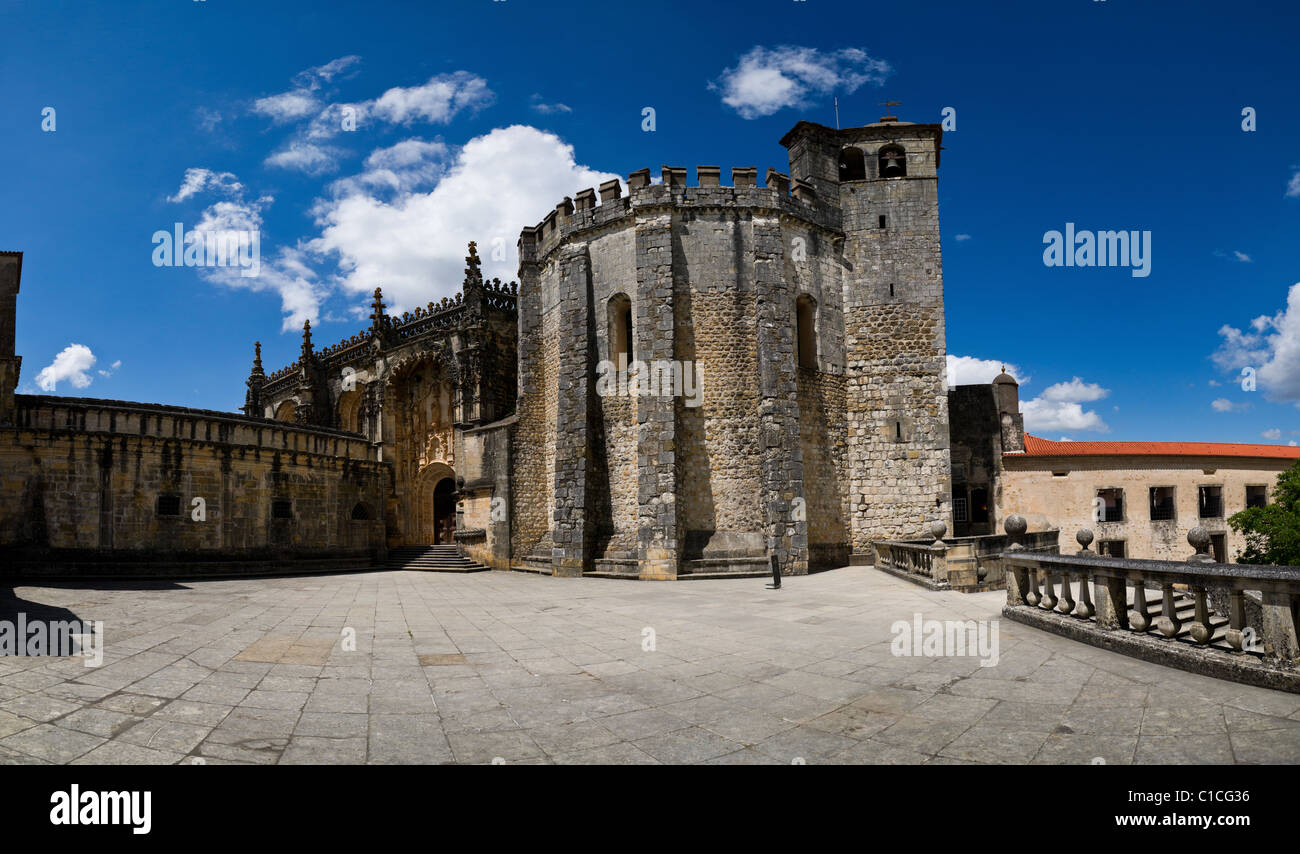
xmin=3 ymin=0 xmax=1298 ymax=443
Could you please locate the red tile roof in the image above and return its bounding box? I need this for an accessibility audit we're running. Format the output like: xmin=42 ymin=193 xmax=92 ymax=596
xmin=1016 ymin=434 xmax=1300 ymax=460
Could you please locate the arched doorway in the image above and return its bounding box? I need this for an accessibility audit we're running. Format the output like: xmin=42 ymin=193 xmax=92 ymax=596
xmin=411 ymin=463 xmax=457 ymax=545
xmin=433 ymin=477 xmax=456 ymax=544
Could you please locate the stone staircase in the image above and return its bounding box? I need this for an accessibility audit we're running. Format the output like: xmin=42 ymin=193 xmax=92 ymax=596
xmin=386 ymin=545 xmax=488 ymax=573
xmin=1136 ymin=588 xmax=1234 ymax=651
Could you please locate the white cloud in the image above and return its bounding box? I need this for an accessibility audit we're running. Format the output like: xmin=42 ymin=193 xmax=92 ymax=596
xmin=35 ymin=344 xmax=97 ymax=391
xmin=97 ymin=359 xmax=121 ymax=379
xmin=362 ymin=72 xmax=493 ymax=128
xmin=1039 ymin=377 xmax=1108 ymax=403
xmin=1022 ymin=398 xmax=1109 ymax=433
xmin=530 ymin=94 xmax=572 ymax=115
xmin=164 ymin=168 xmax=323 ymax=331
xmin=253 ymin=91 xmax=320 ymax=123
xmin=1263 ymin=428 xmax=1283 ymax=439
xmin=263 ymin=67 xmax=491 ymax=174
xmin=1213 ymin=283 xmax=1300 ymax=403
xmin=1234 ymin=250 xmax=1252 ymax=263
xmin=167 ymin=168 xmax=243 ymax=203
xmin=1211 ymin=397 xmax=1250 ymax=412
xmin=1287 ymin=169 xmax=1300 ymax=198
xmin=251 ymin=55 xmax=361 ymax=124
xmin=944 ymin=355 xmax=1026 ymax=387
xmin=265 ymin=141 xmax=341 ymax=176
xmin=331 ymin=138 xmax=450 ymax=195
xmin=1020 ymin=375 xmax=1111 ymax=433
xmin=308 ymin=125 xmax=618 ymax=315
xmin=710 ymin=46 xmax=891 ymax=119
xmin=954 ymin=233 xmax=972 ymax=242
xmin=196 ymin=107 xmax=222 ymax=132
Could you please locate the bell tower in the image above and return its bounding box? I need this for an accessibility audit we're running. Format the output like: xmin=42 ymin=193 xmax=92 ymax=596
xmin=782 ymin=115 xmax=951 ymax=551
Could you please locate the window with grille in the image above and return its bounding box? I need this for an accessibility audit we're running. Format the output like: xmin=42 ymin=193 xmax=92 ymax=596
xmin=157 ymin=494 xmax=181 ymax=517
xmin=1246 ymin=485 xmax=1267 ymax=509
xmin=953 ymin=497 xmax=968 ymax=523
xmin=1149 ymin=486 xmax=1175 ymax=521
xmin=1098 ymin=540 xmax=1127 ymax=558
xmin=1198 ymin=486 xmax=1223 ymax=519
xmin=1096 ymin=488 xmax=1124 ymax=523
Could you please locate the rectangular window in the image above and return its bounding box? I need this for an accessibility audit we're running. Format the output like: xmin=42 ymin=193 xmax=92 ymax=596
xmin=1097 ymin=540 xmax=1127 ymax=558
xmin=1149 ymin=486 xmax=1175 ymax=521
xmin=1096 ymin=488 xmax=1124 ymax=523
xmin=953 ymin=497 xmax=968 ymax=523
xmin=1210 ymin=533 xmax=1226 ymax=563
xmin=1198 ymin=486 xmax=1223 ymax=519
xmin=272 ymin=498 xmax=293 ymax=520
xmin=1246 ymin=485 xmax=1267 ymax=509
xmin=157 ymin=494 xmax=181 ymax=517
xmin=878 ymin=215 xmax=887 ymax=229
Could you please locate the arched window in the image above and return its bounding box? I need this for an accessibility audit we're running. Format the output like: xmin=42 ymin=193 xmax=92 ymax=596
xmin=839 ymin=147 xmax=866 ymax=181
xmin=878 ymin=145 xmax=907 ymax=178
xmin=337 ymin=389 xmax=361 ymax=434
xmin=274 ymin=400 xmax=297 ymax=422
xmin=607 ymin=293 xmax=633 ymax=367
xmin=350 ymin=502 xmax=371 ymax=521
xmin=795 ymin=295 xmax=817 ymax=371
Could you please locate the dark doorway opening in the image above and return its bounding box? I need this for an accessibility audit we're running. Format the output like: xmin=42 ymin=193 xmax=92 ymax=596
xmin=433 ymin=478 xmax=457 ymax=544
xmin=970 ymin=487 xmax=990 ymax=526
xmin=1210 ymin=533 xmax=1226 ymax=563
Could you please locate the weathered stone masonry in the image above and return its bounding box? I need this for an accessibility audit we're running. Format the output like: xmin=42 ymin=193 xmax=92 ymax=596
xmin=511 ymin=116 xmax=951 ymax=578
xmin=0 ymin=115 xmax=953 ymax=581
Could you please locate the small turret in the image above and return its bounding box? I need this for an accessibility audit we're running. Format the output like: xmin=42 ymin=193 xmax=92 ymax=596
xmin=993 ymin=366 xmax=1025 ymax=453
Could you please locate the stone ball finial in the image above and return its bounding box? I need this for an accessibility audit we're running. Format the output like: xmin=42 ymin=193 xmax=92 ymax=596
xmin=1004 ymin=514 xmax=1027 ymax=552
xmin=930 ymin=520 xmax=947 ymax=542
xmin=1187 ymin=526 xmax=1215 ymax=563
xmin=1076 ymin=528 xmax=1094 ymax=551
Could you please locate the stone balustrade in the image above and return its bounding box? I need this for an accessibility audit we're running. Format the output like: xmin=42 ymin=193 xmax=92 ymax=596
xmin=1002 ymin=522 xmax=1300 ymax=693
xmin=874 ymin=518 xmax=1058 ymax=592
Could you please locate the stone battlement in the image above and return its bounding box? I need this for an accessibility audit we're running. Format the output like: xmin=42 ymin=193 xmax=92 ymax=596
xmin=521 ymin=165 xmax=841 ymax=263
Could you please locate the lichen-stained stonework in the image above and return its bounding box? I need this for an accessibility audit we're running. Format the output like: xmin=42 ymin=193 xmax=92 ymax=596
xmin=513 ymin=117 xmax=950 ymax=579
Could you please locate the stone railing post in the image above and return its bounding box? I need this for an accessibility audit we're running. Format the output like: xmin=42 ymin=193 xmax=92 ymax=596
xmin=1261 ymin=590 xmax=1300 ymax=661
xmin=929 ymin=521 xmax=948 ymax=584
xmin=1002 ymin=515 xmax=1028 ymax=604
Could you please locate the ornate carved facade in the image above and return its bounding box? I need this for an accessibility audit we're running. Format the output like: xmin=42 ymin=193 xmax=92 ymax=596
xmin=250 ymin=243 xmax=518 ymax=548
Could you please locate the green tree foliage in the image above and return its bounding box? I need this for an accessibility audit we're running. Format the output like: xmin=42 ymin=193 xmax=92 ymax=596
xmin=1229 ymin=461 xmax=1300 ymax=565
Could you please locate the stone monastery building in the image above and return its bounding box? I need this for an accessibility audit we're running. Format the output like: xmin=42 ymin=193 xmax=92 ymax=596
xmin=0 ymin=114 xmax=968 ymax=579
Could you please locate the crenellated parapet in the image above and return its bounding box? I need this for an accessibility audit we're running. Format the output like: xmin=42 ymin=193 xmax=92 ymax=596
xmin=521 ymin=164 xmax=842 ymax=265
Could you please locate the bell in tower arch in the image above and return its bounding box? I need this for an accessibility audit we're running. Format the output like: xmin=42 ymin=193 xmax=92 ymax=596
xmin=878 ymin=145 xmax=907 ymax=178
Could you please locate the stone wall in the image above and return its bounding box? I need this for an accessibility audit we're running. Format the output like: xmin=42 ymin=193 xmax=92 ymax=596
xmin=1001 ymin=455 xmax=1289 ymax=561
xmin=1 ymin=396 xmax=387 ymax=576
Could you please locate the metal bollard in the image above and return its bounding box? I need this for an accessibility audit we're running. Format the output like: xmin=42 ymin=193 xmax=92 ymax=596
xmin=768 ymin=553 xmax=782 ymax=590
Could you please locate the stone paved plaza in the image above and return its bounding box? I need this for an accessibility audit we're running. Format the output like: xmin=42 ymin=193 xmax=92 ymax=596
xmin=2 ymin=567 xmax=1299 ymax=765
